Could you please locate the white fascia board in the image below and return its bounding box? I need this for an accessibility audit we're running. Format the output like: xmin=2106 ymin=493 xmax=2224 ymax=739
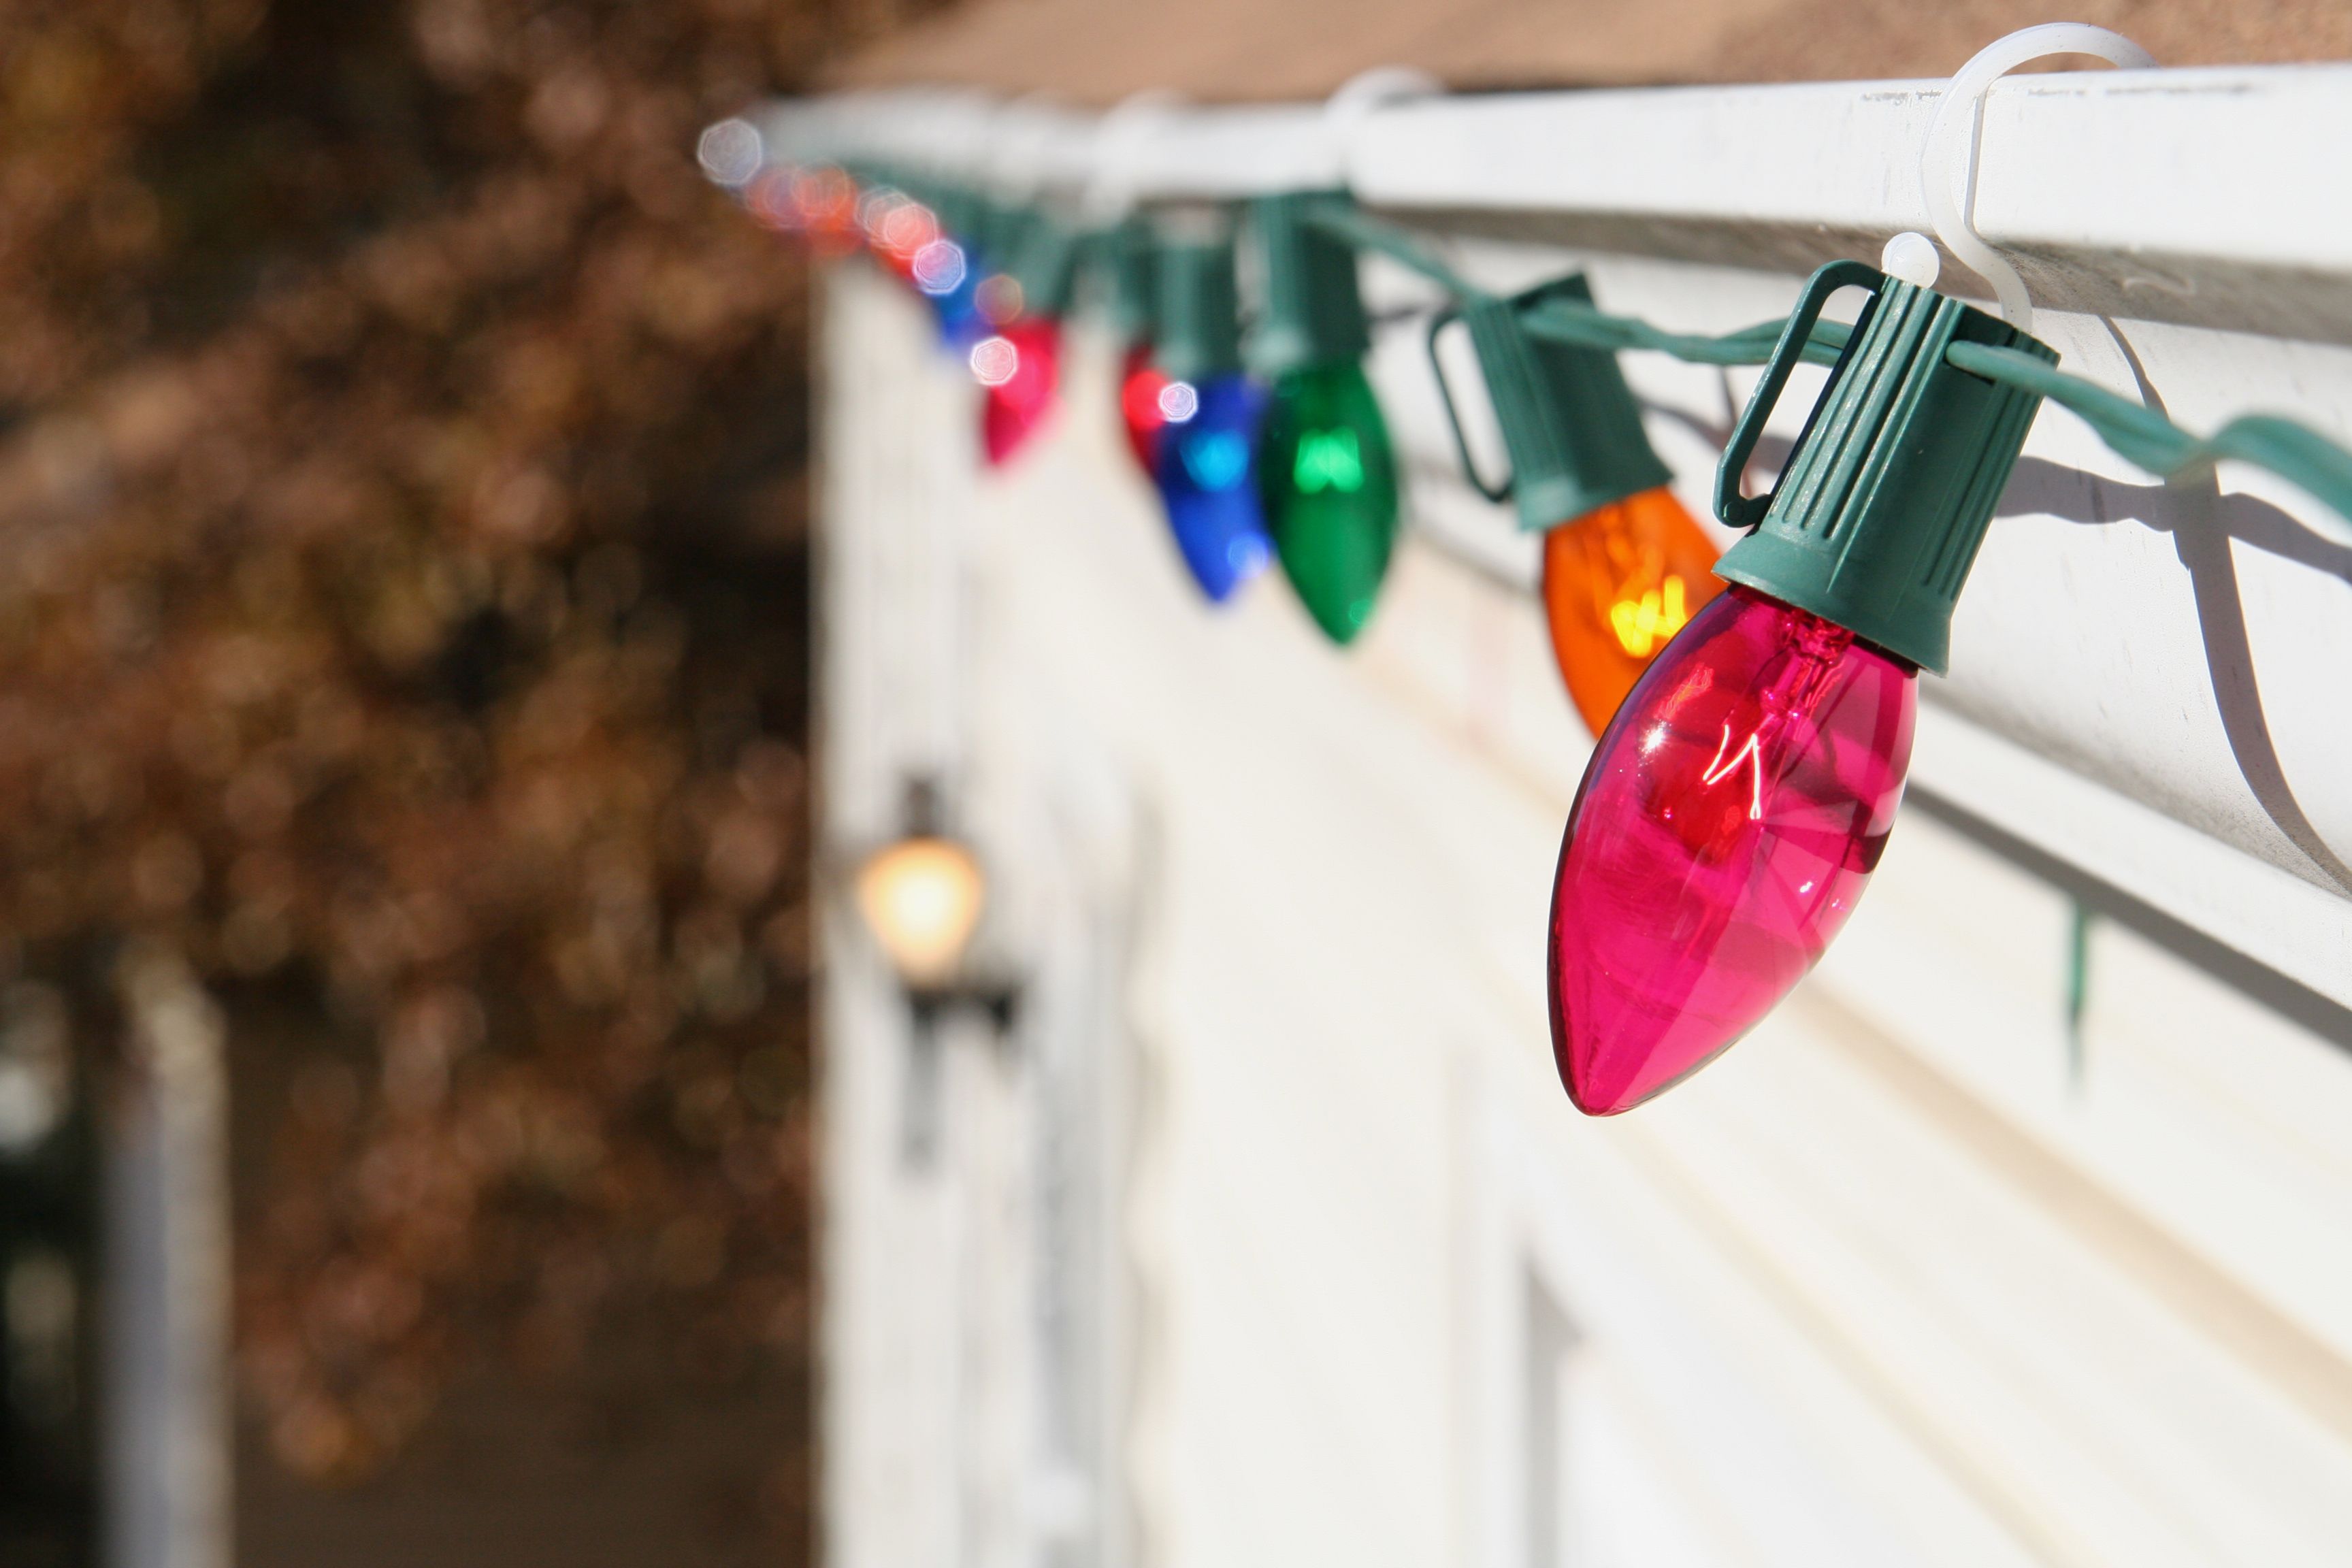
xmin=1348 ymin=67 xmax=2352 ymax=338
xmin=868 ymin=93 xmax=1007 ymax=181
xmin=755 ymin=89 xmax=1000 ymax=178
xmin=760 ymin=67 xmax=2352 ymax=264
xmin=779 ymin=97 xmax=1346 ymax=201
xmin=1348 ymin=67 xmax=2352 ymax=262
xmin=1115 ymin=105 xmax=1346 ymax=199
xmin=756 ymin=91 xmax=1102 ymax=203
xmin=990 ymin=101 xmax=1102 ymax=193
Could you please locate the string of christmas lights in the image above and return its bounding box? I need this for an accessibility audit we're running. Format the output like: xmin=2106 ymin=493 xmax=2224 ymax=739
xmin=729 ymin=139 xmax=2352 ymax=1120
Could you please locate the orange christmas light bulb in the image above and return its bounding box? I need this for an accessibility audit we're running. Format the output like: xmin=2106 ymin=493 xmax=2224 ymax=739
xmin=1540 ymin=485 xmax=1725 ymax=736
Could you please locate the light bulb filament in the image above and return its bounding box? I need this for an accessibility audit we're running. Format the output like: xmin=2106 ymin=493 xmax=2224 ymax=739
xmin=1291 ymin=427 xmax=1365 ymax=494
xmin=1605 ymin=574 xmax=1690 ymax=657
xmin=1700 ymin=721 xmax=1765 ymax=822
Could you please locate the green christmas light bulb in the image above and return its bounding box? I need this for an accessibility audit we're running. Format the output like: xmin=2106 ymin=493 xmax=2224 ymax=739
xmin=1258 ymin=363 xmax=1399 ymax=643
xmin=1248 ymin=194 xmax=1401 ymax=646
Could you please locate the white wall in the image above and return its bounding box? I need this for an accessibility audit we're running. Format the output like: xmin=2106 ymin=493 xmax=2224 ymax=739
xmin=819 ymin=240 xmax=2352 ymax=1568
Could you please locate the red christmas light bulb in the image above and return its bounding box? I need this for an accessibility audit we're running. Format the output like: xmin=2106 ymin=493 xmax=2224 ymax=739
xmin=1118 ymin=343 xmax=1169 ymax=475
xmin=972 ymin=318 xmax=1062 ymax=466
xmin=870 ymin=195 xmax=938 ymax=266
xmin=1548 ymin=585 xmax=1916 ymax=1115
xmin=791 ymin=167 xmax=860 ymax=256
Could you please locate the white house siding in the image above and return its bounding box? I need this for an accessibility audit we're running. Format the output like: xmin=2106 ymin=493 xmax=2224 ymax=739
xmin=817 ymin=217 xmax=2352 ymax=1568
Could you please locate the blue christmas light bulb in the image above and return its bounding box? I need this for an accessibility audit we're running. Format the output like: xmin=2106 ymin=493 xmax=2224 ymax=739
xmin=1150 ymin=374 xmax=1272 ymax=603
xmin=911 ymin=237 xmax=985 ymax=347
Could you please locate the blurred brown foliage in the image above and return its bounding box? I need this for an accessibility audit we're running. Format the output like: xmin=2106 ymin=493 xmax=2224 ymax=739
xmin=0 ymin=0 xmax=914 ymax=1514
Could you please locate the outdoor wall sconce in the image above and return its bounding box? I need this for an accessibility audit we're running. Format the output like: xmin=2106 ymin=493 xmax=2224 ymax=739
xmin=852 ymin=777 xmax=1021 ymax=1164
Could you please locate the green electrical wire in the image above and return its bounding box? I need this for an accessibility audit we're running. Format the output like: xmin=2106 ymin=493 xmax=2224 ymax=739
xmin=1299 ymin=205 xmax=1482 ymax=297
xmin=1305 ymin=205 xmax=1856 ymax=365
xmin=1088 ymin=197 xmax=2352 ymax=541
xmin=1520 ymin=300 xmax=1852 ymax=368
xmin=1302 ymin=202 xmax=2352 ymax=539
xmin=2064 ymin=900 xmax=2092 ymax=1094
xmin=1946 ymin=342 xmax=2352 ymax=542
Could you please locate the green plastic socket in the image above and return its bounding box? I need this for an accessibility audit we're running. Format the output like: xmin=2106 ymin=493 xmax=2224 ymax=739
xmin=1714 ymin=259 xmax=2057 ymax=674
xmin=925 ymin=180 xmax=985 ymax=252
xmin=1247 ymin=192 xmax=1371 ymax=380
xmin=1098 ymin=217 xmax=1158 ymax=349
xmin=1005 ymin=210 xmax=1079 ymax=319
xmin=1427 ymin=276 xmax=1673 ymax=533
xmin=1153 ymin=235 xmax=1243 ymax=385
xmin=974 ymin=197 xmax=1026 ymax=275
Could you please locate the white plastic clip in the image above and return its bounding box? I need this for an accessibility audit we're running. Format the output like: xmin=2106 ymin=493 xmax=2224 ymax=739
xmin=1326 ymin=65 xmax=1440 ymax=131
xmin=1324 ymin=66 xmax=1440 ymax=190
xmin=1920 ymin=22 xmax=2155 ymax=334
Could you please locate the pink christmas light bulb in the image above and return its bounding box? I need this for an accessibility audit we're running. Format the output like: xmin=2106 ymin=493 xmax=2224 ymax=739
xmin=1541 ymin=255 xmax=2057 ymax=1114
xmin=1548 ymin=584 xmax=1916 ymax=1115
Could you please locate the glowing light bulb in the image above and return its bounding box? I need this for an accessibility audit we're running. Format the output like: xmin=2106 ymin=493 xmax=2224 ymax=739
xmin=973 ymin=317 xmax=1062 ymax=466
xmin=878 ymin=201 xmax=941 ymax=263
xmin=1119 ymin=345 xmax=1170 ymax=474
xmin=849 ymin=193 xmax=981 ymax=342
xmin=905 ymin=238 xmax=982 ymax=346
xmin=788 ymin=167 xmax=859 ymax=255
xmin=1257 ymin=362 xmax=1399 ymax=644
xmin=974 ymin=273 xmax=1025 ymax=326
xmin=856 ymin=834 xmax=987 ymax=989
xmin=1150 ymin=374 xmax=1272 ymax=603
xmin=747 ymin=168 xmax=801 ymax=233
xmin=1548 ymin=585 xmax=1916 ymax=1115
xmin=1540 ymin=485 xmax=1725 ymax=734
xmin=909 ymin=238 xmax=964 ymax=294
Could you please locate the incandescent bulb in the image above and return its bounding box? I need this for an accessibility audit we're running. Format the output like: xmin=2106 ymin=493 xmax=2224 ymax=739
xmin=860 ymin=197 xmax=982 ymax=346
xmin=790 ymin=167 xmax=860 ymax=255
xmin=1151 ymin=374 xmax=1272 ymax=603
xmin=973 ymin=318 xmax=1062 ymax=466
xmin=1543 ymin=259 xmax=2055 ymax=1114
xmin=915 ymin=242 xmax=985 ymax=346
xmin=1257 ymin=362 xmax=1400 ymax=644
xmin=856 ymin=834 xmax=987 ymax=990
xmin=1119 ymin=344 xmax=1169 ymax=476
xmin=877 ymin=201 xmax=941 ymax=264
xmin=1548 ymin=585 xmax=1916 ymax=1115
xmin=1540 ymin=486 xmax=1725 ymax=734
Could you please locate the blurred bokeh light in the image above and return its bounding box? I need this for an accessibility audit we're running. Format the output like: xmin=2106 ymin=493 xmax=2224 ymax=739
xmin=0 ymin=1 xmax=909 ymax=1562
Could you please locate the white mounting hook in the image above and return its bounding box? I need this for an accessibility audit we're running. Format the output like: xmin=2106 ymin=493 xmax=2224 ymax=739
xmin=1918 ymin=22 xmax=2155 ymax=334
xmin=1324 ymin=66 xmax=1441 ymax=186
xmin=1325 ymin=66 xmax=1441 ymax=130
